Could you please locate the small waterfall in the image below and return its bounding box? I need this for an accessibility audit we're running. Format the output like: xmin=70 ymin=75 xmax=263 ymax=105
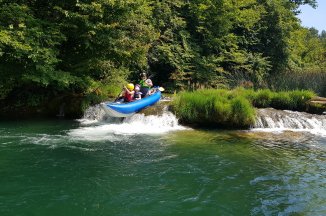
xmin=80 ymin=100 xmax=173 ymax=123
xmin=69 ymin=103 xmax=187 ymax=139
xmin=253 ymin=108 xmax=326 ymax=136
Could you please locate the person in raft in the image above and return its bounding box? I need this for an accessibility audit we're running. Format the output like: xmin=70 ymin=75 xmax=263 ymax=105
xmin=133 ymin=84 xmax=142 ymax=100
xmin=117 ymin=83 xmax=134 ymax=103
xmin=139 ymin=72 xmax=153 ymax=97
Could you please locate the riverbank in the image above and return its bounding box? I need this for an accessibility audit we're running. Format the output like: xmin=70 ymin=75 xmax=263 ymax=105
xmin=1 ymin=88 xmax=325 ymax=129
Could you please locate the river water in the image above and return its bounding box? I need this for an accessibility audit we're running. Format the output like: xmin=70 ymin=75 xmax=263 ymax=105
xmin=0 ymin=108 xmax=325 ymax=216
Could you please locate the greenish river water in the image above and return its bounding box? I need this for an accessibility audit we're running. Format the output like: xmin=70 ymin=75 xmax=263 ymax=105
xmin=0 ymin=117 xmax=325 ymax=216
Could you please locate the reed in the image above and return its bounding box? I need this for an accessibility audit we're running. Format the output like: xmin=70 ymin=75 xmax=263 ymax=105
xmin=269 ymin=71 xmax=326 ymax=97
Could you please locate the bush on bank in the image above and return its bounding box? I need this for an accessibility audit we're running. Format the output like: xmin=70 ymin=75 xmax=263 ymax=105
xmin=172 ymin=88 xmax=316 ymax=128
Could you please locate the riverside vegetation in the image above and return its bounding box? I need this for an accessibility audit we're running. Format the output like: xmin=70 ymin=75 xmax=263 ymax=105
xmin=0 ymin=0 xmax=325 ymax=118
xmin=172 ymin=88 xmax=318 ymax=128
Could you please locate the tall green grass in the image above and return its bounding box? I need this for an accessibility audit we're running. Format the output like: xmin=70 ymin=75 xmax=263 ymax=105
xmin=251 ymin=89 xmax=315 ymax=111
xmin=172 ymin=88 xmax=316 ymax=128
xmin=269 ymin=71 xmax=326 ymax=97
xmin=172 ymin=89 xmax=256 ymax=128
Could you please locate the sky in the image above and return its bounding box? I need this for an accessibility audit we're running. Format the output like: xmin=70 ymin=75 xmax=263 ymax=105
xmin=297 ymin=0 xmax=326 ymax=32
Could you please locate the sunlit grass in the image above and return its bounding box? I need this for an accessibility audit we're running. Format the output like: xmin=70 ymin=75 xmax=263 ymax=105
xmin=172 ymin=88 xmax=316 ymax=128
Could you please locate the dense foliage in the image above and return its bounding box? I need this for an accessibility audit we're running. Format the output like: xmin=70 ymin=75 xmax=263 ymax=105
xmin=0 ymin=0 xmax=324 ymax=116
xmin=172 ymin=88 xmax=316 ymax=128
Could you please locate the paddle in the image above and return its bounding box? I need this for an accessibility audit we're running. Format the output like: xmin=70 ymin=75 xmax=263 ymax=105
xmin=152 ymin=86 xmax=165 ymax=93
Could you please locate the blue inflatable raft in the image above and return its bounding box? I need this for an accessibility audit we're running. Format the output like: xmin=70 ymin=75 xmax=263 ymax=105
xmin=101 ymin=91 xmax=161 ymax=117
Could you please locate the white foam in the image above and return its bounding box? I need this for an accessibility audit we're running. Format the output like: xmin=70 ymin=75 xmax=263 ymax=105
xmin=67 ymin=125 xmax=121 ymax=141
xmin=77 ymin=119 xmax=99 ymax=125
xmin=68 ymin=112 xmax=188 ymax=140
xmin=122 ymin=112 xmax=186 ymax=134
xmin=253 ymin=108 xmax=326 ymax=137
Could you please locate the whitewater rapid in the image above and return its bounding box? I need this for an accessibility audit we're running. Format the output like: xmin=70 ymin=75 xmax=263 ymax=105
xmin=68 ymin=105 xmax=188 ymax=140
xmin=68 ymin=104 xmax=326 ymax=140
xmin=253 ymin=108 xmax=326 ymax=137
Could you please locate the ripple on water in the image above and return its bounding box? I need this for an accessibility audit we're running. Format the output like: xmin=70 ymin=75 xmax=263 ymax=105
xmin=250 ymin=150 xmax=326 ymax=215
xmin=1 ymin=119 xmax=326 ymax=216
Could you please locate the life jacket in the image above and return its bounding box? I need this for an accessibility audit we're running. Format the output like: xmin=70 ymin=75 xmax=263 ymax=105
xmin=124 ymin=91 xmax=133 ymax=102
xmin=134 ymin=91 xmax=142 ymax=99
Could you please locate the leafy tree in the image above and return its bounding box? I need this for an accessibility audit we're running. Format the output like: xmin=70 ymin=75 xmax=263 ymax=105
xmin=321 ymin=30 xmax=326 ymax=39
xmin=0 ymin=0 xmax=156 ymax=113
xmin=187 ymin=0 xmax=271 ymax=87
xmin=289 ymin=27 xmax=325 ymax=71
xmin=53 ymin=0 xmax=157 ymax=93
xmin=0 ymin=0 xmax=324 ymax=116
xmin=0 ymin=2 xmax=66 ymax=100
xmin=148 ymin=0 xmax=196 ymax=90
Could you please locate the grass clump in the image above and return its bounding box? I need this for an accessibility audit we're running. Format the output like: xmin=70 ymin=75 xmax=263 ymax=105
xmin=269 ymin=90 xmax=315 ymax=111
xmin=270 ymin=92 xmax=295 ymax=110
xmin=288 ymin=90 xmax=316 ymax=111
xmin=230 ymin=97 xmax=256 ymax=128
xmin=213 ymin=97 xmax=232 ymax=124
xmin=172 ymin=88 xmax=316 ymax=128
xmin=172 ymin=89 xmax=256 ymax=128
xmin=253 ymin=89 xmax=273 ymax=108
xmin=173 ymin=91 xmax=217 ymax=124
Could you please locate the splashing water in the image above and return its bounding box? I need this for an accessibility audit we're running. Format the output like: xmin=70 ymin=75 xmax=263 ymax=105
xmin=1 ymin=108 xmax=325 ymax=216
xmin=68 ymin=104 xmax=188 ymax=140
xmin=253 ymin=108 xmax=326 ymax=136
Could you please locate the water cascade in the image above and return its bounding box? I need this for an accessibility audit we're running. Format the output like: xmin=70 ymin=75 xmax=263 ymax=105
xmin=77 ymin=105 xmax=326 ymax=137
xmin=253 ymin=108 xmax=326 ymax=136
xmin=69 ymin=102 xmax=187 ymax=139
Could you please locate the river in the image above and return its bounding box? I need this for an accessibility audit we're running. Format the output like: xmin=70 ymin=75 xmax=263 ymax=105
xmin=0 ymin=108 xmax=325 ymax=216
